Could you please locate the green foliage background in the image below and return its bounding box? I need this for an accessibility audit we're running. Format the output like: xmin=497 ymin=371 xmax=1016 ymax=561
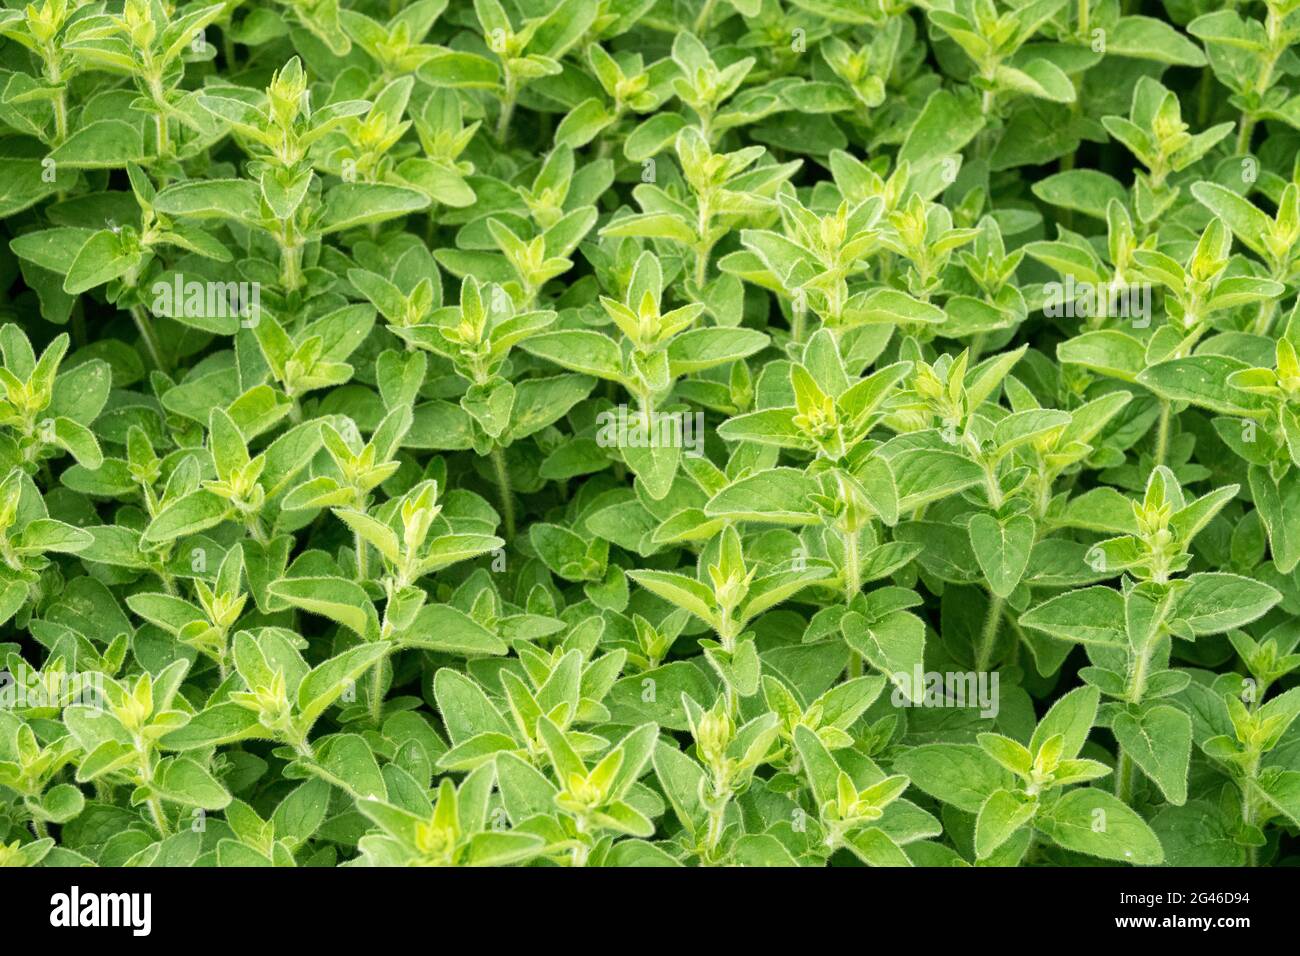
xmin=1 ymin=0 xmax=1299 ymax=867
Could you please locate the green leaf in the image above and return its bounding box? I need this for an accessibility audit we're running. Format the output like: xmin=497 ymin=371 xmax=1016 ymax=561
xmin=152 ymin=757 xmax=232 ymax=810
xmin=312 ymin=734 xmax=386 ymax=800
xmin=1035 ymin=788 xmax=1165 ymax=865
xmin=521 ymin=331 xmax=624 ymax=380
xmin=975 ymin=789 xmax=1037 ymax=860
xmin=627 ymin=570 xmax=716 ymax=625
xmin=1020 ymin=588 xmax=1127 ymax=646
xmin=967 ymin=513 xmax=1034 ymax=598
xmin=160 ymin=704 xmax=272 ymax=751
xmin=63 ymin=229 xmax=144 ymax=294
xmin=1173 ymin=572 xmax=1281 ymax=635
xmin=400 ymin=605 xmax=508 ymax=656
xmin=1058 ymin=330 xmax=1148 ymax=381
xmin=1190 ymin=182 xmax=1274 ymax=260
xmin=893 ymin=744 xmax=1015 ymax=814
xmin=1031 ymin=170 xmax=1128 ymax=220
xmin=1108 ymin=16 xmax=1208 ymax=66
xmin=1029 ymin=686 xmax=1100 ymax=761
xmin=1111 ymin=705 xmax=1191 ymax=805
xmin=318 ymin=184 xmax=431 ymax=234
xmin=47 ymin=120 xmax=146 ymax=168
xmin=842 ymin=610 xmax=926 ymax=700
xmin=297 ymin=644 xmax=389 ymax=728
xmin=268 ymin=577 xmax=380 ymax=641
xmin=843 ymin=827 xmax=911 ymax=867
xmin=899 ymin=89 xmax=984 ymax=165
xmin=704 ymin=468 xmax=821 ymax=524
xmin=1250 ymin=465 xmax=1300 ymax=574
xmin=142 ymin=491 xmax=230 ymax=545
xmin=1139 ymin=356 xmax=1263 ymax=415
xmin=667 ymin=328 xmax=769 ymax=374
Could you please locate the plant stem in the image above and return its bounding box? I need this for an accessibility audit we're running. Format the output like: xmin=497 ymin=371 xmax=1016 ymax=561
xmin=136 ymin=749 xmax=171 ymax=837
xmin=693 ymin=0 xmax=719 ymax=33
xmin=1253 ymin=296 xmax=1279 ymax=337
xmin=130 ymin=306 xmax=168 ymax=373
xmin=245 ymin=516 xmax=270 ymax=545
xmin=44 ymin=48 xmax=67 ymax=145
xmin=1153 ymin=400 xmax=1171 ymax=466
xmin=1241 ymin=772 xmax=1259 ymax=866
xmin=31 ymin=817 xmax=49 ymax=839
xmin=704 ymin=804 xmax=727 ymax=859
xmin=694 ymin=195 xmax=713 ymax=288
xmin=146 ymin=800 xmax=169 ymax=837
xmin=223 ymin=30 xmax=237 ymax=71
xmin=369 ymin=657 xmax=385 ymax=727
xmin=52 ymin=92 xmax=68 ymax=145
xmin=1115 ymin=643 xmax=1152 ymax=803
xmin=1236 ymin=114 xmax=1257 ymax=155
xmin=490 ymin=445 xmax=515 ymax=540
xmin=154 ymin=110 xmax=170 ymax=158
xmin=355 ymin=528 xmax=368 ymax=581
xmin=1195 ymin=67 xmax=1213 ymax=128
xmin=497 ymin=74 xmax=517 ymax=143
xmin=279 ymin=239 xmax=303 ymax=293
xmin=717 ymin=606 xmax=736 ymax=655
xmin=694 ymin=242 xmax=712 ymax=289
xmin=703 ymin=770 xmax=729 ymax=858
xmin=975 ymin=593 xmax=1004 ymax=672
xmin=843 ymin=528 xmax=860 ymax=607
xmin=844 ymin=527 xmax=863 ymax=678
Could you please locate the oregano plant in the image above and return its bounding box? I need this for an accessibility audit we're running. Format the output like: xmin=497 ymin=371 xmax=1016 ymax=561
xmin=0 ymin=0 xmax=1297 ymax=872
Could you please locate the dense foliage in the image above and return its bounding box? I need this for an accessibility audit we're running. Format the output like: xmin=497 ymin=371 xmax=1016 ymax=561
xmin=1 ymin=0 xmax=1299 ymax=868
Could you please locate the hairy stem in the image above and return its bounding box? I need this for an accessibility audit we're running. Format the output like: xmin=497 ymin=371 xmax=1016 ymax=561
xmin=1236 ymin=113 xmax=1257 ymax=155
xmin=1253 ymin=296 xmax=1279 ymax=337
xmin=1153 ymin=400 xmax=1171 ymax=466
xmin=693 ymin=0 xmax=719 ymax=33
xmin=694 ymin=194 xmax=713 ymax=288
xmin=497 ymin=75 xmax=517 ymax=143
xmin=844 ymin=527 xmax=863 ymax=678
xmin=279 ymin=239 xmax=303 ymax=293
xmin=843 ymin=528 xmax=860 ymax=607
xmin=1241 ymin=772 xmax=1259 ymax=866
xmin=975 ymin=594 xmax=1004 ymax=672
xmin=791 ymin=305 xmax=807 ymax=344
xmin=369 ymin=657 xmax=385 ymax=727
xmin=1196 ymin=67 xmax=1214 ymax=128
xmin=130 ymin=306 xmax=168 ymax=373
xmin=1115 ymin=644 xmax=1152 ymax=803
xmin=52 ymin=92 xmax=68 ymax=145
xmin=137 ymin=749 xmax=171 ymax=837
xmin=490 ymin=445 xmax=516 ymax=540
xmin=223 ymin=30 xmax=237 ymax=71
xmin=355 ymin=529 xmax=368 ymax=581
